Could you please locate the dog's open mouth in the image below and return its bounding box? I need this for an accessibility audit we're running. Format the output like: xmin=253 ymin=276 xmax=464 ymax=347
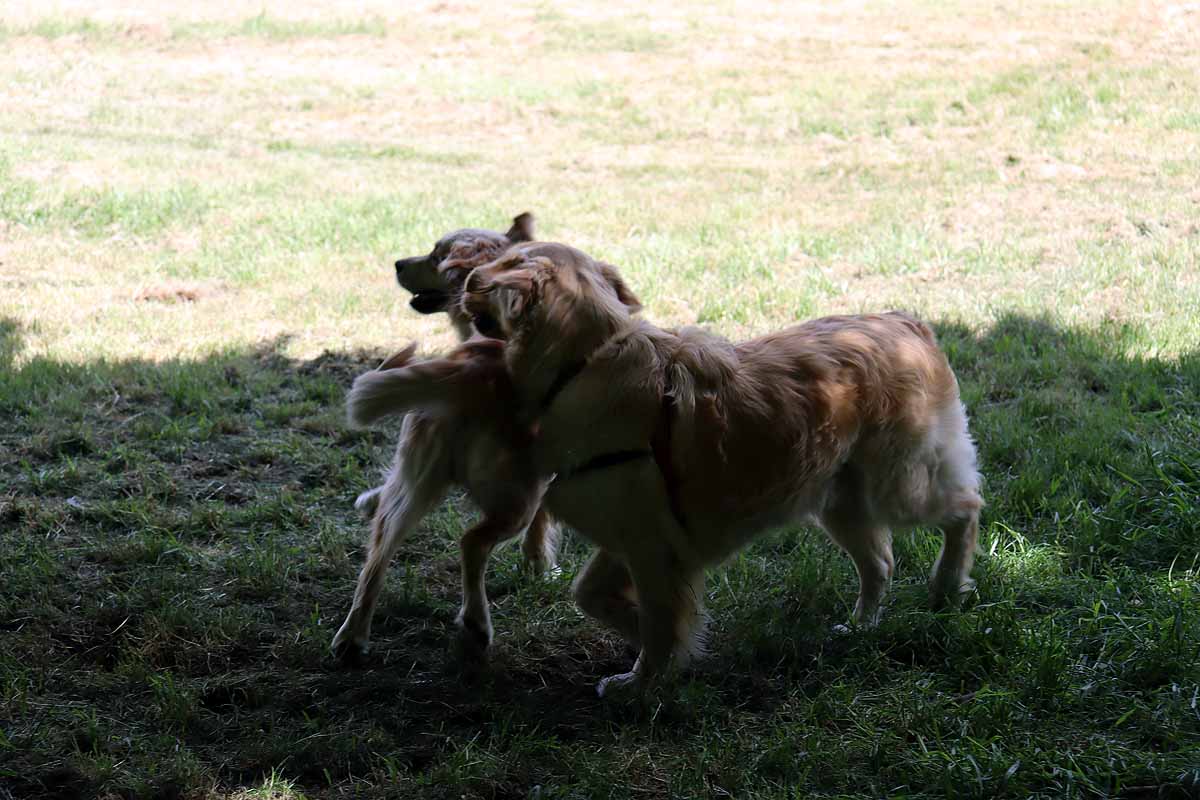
xmin=471 ymin=312 xmax=505 ymax=340
xmin=409 ymin=290 xmax=450 ymax=314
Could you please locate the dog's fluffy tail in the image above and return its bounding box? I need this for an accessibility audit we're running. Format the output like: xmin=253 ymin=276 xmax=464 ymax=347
xmin=347 ymin=344 xmax=445 ymax=427
xmin=346 ymin=341 xmax=500 ymax=428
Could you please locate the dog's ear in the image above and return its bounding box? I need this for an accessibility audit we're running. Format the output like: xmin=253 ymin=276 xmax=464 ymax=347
xmin=505 ymin=212 xmax=535 ymax=243
xmin=598 ymin=261 xmax=642 ymax=312
xmin=377 ymin=342 xmax=418 ymax=371
xmin=500 ymin=271 xmax=536 ymax=309
xmin=499 ymin=286 xmax=528 ymax=321
xmin=487 ymin=269 xmax=538 ymax=324
xmin=443 ymin=238 xmax=500 ymax=273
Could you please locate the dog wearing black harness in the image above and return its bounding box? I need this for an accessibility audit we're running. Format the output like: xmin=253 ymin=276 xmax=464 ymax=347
xmin=461 ymin=242 xmax=982 ymax=699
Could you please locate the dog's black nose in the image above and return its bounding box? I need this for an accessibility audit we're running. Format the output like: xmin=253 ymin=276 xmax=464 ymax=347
xmin=394 ymin=255 xmax=425 ymax=277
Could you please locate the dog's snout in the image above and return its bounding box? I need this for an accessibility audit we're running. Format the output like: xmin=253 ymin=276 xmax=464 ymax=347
xmin=394 ymin=255 xmax=425 ymax=277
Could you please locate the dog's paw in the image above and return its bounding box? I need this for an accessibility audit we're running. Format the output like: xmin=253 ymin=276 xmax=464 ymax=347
xmin=929 ymin=576 xmax=977 ymax=610
xmin=596 ymin=671 xmax=644 ymax=700
xmin=331 ymin=635 xmax=369 ymax=666
xmin=455 ymin=611 xmax=493 ymax=660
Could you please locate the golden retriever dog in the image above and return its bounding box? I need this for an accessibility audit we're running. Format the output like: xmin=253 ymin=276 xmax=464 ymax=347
xmin=331 ymin=339 xmax=552 ymax=662
xmin=391 ymin=212 xmax=536 ymax=340
xmin=331 ymin=214 xmax=561 ymax=662
xmin=355 ymin=211 xmax=542 ymax=522
xmin=447 ymin=242 xmax=984 ymax=697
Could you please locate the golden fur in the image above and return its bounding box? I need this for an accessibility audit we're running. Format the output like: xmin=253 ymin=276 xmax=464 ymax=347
xmin=458 ymin=242 xmax=983 ymax=696
xmin=330 ymin=339 xmax=554 ymax=661
xmin=333 ymin=244 xmax=643 ymax=665
xmin=332 ymin=214 xmax=560 ymax=662
xmin=393 ymin=213 xmax=535 ymax=339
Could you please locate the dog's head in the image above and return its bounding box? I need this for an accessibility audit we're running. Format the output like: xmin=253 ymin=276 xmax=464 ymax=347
xmin=394 ymin=213 xmax=535 ymax=316
xmin=461 ymin=242 xmax=641 ymax=344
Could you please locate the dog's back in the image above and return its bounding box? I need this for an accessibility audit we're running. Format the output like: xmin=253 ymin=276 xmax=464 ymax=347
xmin=660 ymin=313 xmax=977 ymax=551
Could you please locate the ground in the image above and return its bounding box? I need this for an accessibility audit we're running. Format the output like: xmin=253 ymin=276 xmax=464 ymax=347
xmin=1 ymin=1 xmax=1198 ymax=798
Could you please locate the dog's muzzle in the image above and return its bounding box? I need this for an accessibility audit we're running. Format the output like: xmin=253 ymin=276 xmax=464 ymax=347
xmin=409 ymin=290 xmax=450 ymax=314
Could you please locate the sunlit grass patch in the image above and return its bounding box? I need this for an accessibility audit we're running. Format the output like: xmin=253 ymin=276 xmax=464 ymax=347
xmin=0 ymin=16 xmax=119 ymax=40
xmin=540 ymin=14 xmax=670 ymax=53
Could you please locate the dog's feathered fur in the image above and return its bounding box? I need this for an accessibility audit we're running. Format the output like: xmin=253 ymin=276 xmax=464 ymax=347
xmin=343 ymin=241 xmax=982 ymax=694
xmin=451 ymin=242 xmax=984 ymax=696
xmin=393 ymin=213 xmax=535 ymax=339
xmin=331 ymin=338 xmax=552 ymax=661
xmin=330 ymin=215 xmax=559 ymax=662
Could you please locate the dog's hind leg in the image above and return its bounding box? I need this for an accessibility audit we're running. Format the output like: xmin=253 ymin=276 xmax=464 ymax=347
xmin=332 ymin=476 xmax=445 ymax=662
xmin=520 ymin=506 xmax=561 ymax=573
xmin=929 ymin=504 xmax=980 ymax=608
xmin=457 ymin=505 xmax=537 ymax=659
xmin=926 ymin=404 xmax=984 ymax=608
xmin=821 ymin=492 xmax=894 ymax=628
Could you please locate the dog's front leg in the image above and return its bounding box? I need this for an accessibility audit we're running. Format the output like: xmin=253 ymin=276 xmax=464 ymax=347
xmin=596 ymin=547 xmax=705 ymax=699
xmin=547 ymin=459 xmax=703 ymax=698
xmin=573 ymin=548 xmax=640 ymax=646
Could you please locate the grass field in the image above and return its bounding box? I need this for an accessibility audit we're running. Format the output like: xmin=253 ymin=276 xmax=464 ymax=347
xmin=2 ymin=1 xmax=1199 ymax=797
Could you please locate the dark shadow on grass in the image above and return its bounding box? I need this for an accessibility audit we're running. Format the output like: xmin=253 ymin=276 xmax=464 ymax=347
xmin=0 ymin=316 xmax=21 ymax=370
xmin=1 ymin=313 xmax=1197 ymax=799
xmin=934 ymin=312 xmax=1199 ymax=570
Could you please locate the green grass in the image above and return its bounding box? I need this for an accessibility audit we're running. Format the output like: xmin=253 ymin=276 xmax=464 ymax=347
xmin=0 ymin=12 xmax=389 ymax=41
xmin=0 ymin=16 xmax=118 ymax=40
xmin=1 ymin=1 xmax=1199 ymax=798
xmin=172 ymin=12 xmax=389 ymax=41
xmin=1 ymin=319 xmax=1197 ymax=798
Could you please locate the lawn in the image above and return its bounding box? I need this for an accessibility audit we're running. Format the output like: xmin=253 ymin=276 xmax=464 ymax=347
xmin=1 ymin=1 xmax=1198 ymax=798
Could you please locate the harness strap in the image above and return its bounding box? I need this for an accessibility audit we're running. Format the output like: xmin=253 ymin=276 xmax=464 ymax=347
xmin=538 ymin=358 xmax=588 ymax=413
xmin=541 ymin=345 xmax=686 ymax=532
xmin=650 ymin=384 xmax=685 ymax=530
xmin=557 ymin=449 xmax=652 ymax=480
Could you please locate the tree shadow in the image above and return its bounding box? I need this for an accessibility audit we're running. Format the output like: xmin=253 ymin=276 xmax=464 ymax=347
xmin=1 ymin=311 xmax=1197 ymax=799
xmin=933 ymin=312 xmax=1199 ymax=570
